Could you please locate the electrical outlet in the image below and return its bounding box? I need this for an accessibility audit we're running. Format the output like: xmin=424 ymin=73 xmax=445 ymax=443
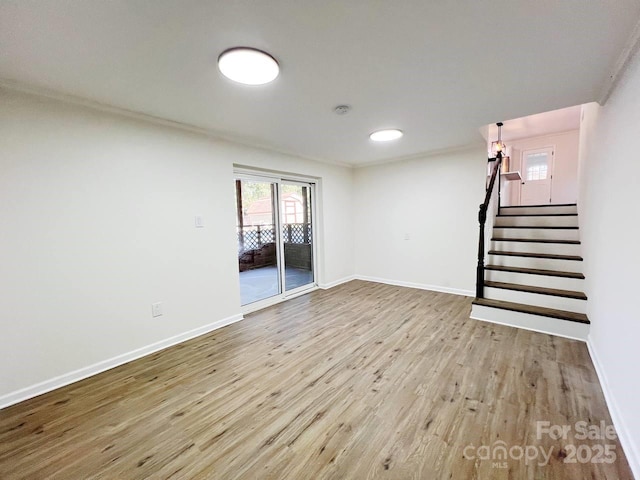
xmin=151 ymin=302 xmax=163 ymax=317
xmin=404 ymin=233 xmax=410 ymax=240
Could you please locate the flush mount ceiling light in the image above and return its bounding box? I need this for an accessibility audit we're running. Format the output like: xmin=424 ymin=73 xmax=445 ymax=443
xmin=369 ymin=129 xmax=404 ymax=142
xmin=218 ymin=47 xmax=279 ymax=85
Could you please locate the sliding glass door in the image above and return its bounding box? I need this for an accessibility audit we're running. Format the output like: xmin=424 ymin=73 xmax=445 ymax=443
xmin=235 ymin=179 xmax=281 ymax=306
xmin=235 ymin=175 xmax=316 ymax=307
xmin=280 ymin=181 xmax=314 ymax=294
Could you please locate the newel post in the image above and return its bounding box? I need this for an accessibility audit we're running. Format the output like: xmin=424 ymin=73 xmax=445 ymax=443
xmin=476 ymin=203 xmax=488 ymax=298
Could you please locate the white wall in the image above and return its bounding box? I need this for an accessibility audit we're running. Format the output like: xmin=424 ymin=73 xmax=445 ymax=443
xmin=577 ymin=52 xmax=640 ymax=476
xmin=0 ymin=88 xmax=354 ymax=402
xmin=353 ymin=147 xmax=486 ymax=295
xmin=505 ymin=130 xmax=579 ymax=205
xmin=0 ymin=86 xmax=490 ymax=407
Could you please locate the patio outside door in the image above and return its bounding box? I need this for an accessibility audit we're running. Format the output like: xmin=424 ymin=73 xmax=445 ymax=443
xmin=280 ymin=181 xmax=314 ymax=294
xmin=236 ymin=179 xmax=281 ymax=306
xmin=235 ymin=176 xmax=316 ymax=307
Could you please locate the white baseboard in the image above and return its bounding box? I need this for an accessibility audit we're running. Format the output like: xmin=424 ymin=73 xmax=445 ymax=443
xmin=587 ymin=337 xmax=640 ymax=479
xmin=355 ymin=275 xmax=474 ymax=297
xmin=318 ymin=275 xmax=356 ymax=290
xmin=0 ymin=313 xmax=244 ymax=410
xmin=318 ymin=274 xmax=473 ymax=297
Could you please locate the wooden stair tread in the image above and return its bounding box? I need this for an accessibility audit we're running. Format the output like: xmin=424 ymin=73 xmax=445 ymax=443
xmin=497 ymin=213 xmax=578 ymax=217
xmin=493 ymin=225 xmax=579 ymax=230
xmin=484 ymin=281 xmax=587 ymax=300
xmin=500 ymin=203 xmax=577 ymax=209
xmin=488 ymin=250 xmax=583 ymax=261
xmin=472 ymin=298 xmax=590 ymax=324
xmin=492 ymin=237 xmax=580 ymax=244
xmin=485 ymin=265 xmax=585 ymax=279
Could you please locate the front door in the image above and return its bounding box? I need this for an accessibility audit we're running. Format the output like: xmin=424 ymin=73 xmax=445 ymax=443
xmin=520 ymin=147 xmax=553 ymax=205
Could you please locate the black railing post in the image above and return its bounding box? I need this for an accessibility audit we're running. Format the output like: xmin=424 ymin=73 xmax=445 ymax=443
xmin=497 ymin=150 xmax=503 ymax=209
xmin=476 ymin=203 xmax=487 ymax=298
xmin=476 ymin=153 xmax=502 ymax=299
xmin=497 ymin=166 xmax=501 ymax=209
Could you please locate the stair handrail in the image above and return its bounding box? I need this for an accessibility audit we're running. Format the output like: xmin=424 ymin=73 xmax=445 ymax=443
xmin=476 ymin=153 xmax=503 ymax=298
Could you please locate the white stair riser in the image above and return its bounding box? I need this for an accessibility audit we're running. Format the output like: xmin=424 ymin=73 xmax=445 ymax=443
xmin=491 ymin=241 xmax=582 ymax=256
xmin=499 ymin=205 xmax=577 ymax=215
xmin=493 ymin=227 xmax=580 ymax=241
xmin=495 ymin=216 xmax=578 ymax=227
xmin=484 ymin=287 xmax=587 ymax=314
xmin=470 ymin=304 xmax=589 ymax=341
xmin=485 ymin=269 xmax=584 ymax=291
xmin=488 ymin=255 xmax=583 ymax=273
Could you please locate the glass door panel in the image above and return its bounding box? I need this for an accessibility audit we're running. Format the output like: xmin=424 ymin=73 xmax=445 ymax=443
xmin=280 ymin=183 xmax=314 ymax=292
xmin=236 ymin=179 xmax=281 ymax=306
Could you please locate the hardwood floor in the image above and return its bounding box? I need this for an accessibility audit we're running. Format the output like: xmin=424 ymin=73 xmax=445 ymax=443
xmin=0 ymin=281 xmax=633 ymax=479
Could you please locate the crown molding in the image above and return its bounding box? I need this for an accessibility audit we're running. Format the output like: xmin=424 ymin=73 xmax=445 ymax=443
xmin=0 ymin=78 xmax=491 ymax=170
xmin=0 ymin=78 xmax=353 ymax=169
xmin=599 ymin=16 xmax=640 ymax=105
xmin=352 ymin=141 xmax=486 ymax=169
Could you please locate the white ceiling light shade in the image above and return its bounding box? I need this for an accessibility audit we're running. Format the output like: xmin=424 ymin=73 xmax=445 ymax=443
xmin=218 ymin=47 xmax=279 ymax=85
xmin=369 ymin=129 xmax=404 ymax=142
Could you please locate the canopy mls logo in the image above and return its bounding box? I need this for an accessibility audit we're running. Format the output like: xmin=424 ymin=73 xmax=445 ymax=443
xmin=463 ymin=421 xmax=618 ymax=469
xmin=463 ymin=442 xmax=553 ymax=469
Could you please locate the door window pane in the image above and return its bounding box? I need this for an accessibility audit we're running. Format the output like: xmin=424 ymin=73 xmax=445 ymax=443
xmin=525 ymin=152 xmax=549 ymax=181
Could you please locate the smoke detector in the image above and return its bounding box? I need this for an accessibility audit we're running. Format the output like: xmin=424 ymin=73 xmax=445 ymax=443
xmin=334 ymin=105 xmax=351 ymax=115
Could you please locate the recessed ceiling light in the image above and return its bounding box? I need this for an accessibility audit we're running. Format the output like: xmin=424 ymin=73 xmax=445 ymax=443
xmin=370 ymin=129 xmax=403 ymax=142
xmin=218 ymin=47 xmax=279 ymax=85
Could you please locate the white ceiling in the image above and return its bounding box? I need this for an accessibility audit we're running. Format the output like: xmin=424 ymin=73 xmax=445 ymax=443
xmin=1 ymin=1 xmax=638 ymax=166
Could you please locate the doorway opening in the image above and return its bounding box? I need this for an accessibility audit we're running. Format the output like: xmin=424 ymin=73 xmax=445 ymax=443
xmin=235 ymin=173 xmax=317 ymax=307
xmin=481 ymin=104 xmax=581 ymax=207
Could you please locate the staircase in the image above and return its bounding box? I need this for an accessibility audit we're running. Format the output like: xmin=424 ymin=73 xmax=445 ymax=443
xmin=471 ymin=203 xmax=590 ymax=340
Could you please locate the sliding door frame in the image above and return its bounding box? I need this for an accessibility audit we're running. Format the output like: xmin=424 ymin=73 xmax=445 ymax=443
xmin=234 ymin=169 xmax=319 ymax=313
xmin=278 ymin=178 xmax=317 ymax=298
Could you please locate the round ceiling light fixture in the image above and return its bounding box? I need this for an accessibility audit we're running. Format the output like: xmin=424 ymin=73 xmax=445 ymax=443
xmin=369 ymin=129 xmax=404 ymax=142
xmin=218 ymin=47 xmax=279 ymax=85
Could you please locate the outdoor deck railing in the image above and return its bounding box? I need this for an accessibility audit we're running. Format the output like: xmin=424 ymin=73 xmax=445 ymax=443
xmin=237 ymin=223 xmax=312 ymax=252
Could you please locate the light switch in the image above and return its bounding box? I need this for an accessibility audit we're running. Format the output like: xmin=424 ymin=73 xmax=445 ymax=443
xmin=195 ymin=215 xmax=204 ymax=228
xmin=151 ymin=302 xmax=163 ymax=317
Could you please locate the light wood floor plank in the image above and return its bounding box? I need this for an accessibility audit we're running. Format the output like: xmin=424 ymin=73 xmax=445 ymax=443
xmin=0 ymin=280 xmax=633 ymax=479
